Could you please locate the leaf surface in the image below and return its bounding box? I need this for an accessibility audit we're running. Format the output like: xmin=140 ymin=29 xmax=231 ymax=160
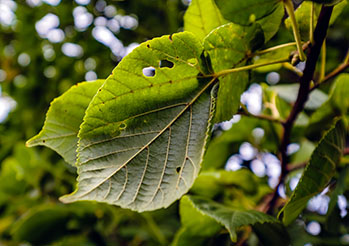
xmin=306 ymin=73 xmax=349 ymax=139
xmin=285 ymin=0 xmax=347 ymax=40
xmin=173 ymin=195 xmax=222 ymax=246
xmin=204 ymin=23 xmax=263 ymax=122
xmin=60 ymin=32 xmax=216 ymax=212
xmin=181 ymin=195 xmax=280 ymax=242
xmin=214 ymin=0 xmax=283 ymax=41
xmin=184 ymin=0 xmax=228 ymax=40
xmin=279 ymin=118 xmax=346 ymax=225
xmin=26 ymin=80 xmax=104 ymax=165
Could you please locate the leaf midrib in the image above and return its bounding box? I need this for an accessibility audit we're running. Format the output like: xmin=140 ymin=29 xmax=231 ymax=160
xmin=74 ymin=77 xmax=216 ymax=199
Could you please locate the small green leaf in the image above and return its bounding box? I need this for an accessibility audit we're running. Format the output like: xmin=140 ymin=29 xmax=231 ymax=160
xmin=173 ymin=195 xmax=222 ymax=246
xmin=60 ymin=32 xmax=216 ymax=212
xmin=306 ymin=73 xmax=349 ymax=139
xmin=182 ymin=195 xmax=281 ymax=242
xmin=11 ymin=206 xmax=71 ymax=245
xmin=279 ymin=118 xmax=346 ymax=226
xmin=214 ymin=0 xmax=283 ymax=41
xmin=204 ymin=23 xmax=264 ymax=122
xmin=184 ymin=0 xmax=228 ymax=40
xmin=26 ymin=80 xmax=104 ymax=165
xmin=329 ymin=73 xmax=349 ymax=114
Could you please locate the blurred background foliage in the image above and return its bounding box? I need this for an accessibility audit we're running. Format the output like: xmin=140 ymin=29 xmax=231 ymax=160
xmin=0 ymin=0 xmax=348 ymax=245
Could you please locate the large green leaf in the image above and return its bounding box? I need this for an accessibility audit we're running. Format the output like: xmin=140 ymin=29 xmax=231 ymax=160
xmin=214 ymin=0 xmax=283 ymax=41
xmin=180 ymin=195 xmax=281 ymax=242
xmin=279 ymin=118 xmax=346 ymax=226
xmin=60 ymin=32 xmax=216 ymax=212
xmin=184 ymin=0 xmax=228 ymax=40
xmin=285 ymin=0 xmax=347 ymax=40
xmin=26 ymin=80 xmax=104 ymax=165
xmin=204 ymin=23 xmax=263 ymax=122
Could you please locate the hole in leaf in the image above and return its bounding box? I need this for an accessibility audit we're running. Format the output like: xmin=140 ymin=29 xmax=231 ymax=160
xmin=119 ymin=122 xmax=127 ymax=130
xmin=159 ymin=60 xmax=174 ymax=68
xmin=142 ymin=67 xmax=155 ymax=77
xmin=176 ymin=166 xmax=181 ymax=174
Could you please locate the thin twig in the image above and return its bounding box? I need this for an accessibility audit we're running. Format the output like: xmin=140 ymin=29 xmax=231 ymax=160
xmin=286 ymin=162 xmax=307 ymax=172
xmin=237 ymin=110 xmax=284 ymax=124
xmin=266 ymin=5 xmax=334 ymax=214
xmin=310 ymin=55 xmax=349 ymax=91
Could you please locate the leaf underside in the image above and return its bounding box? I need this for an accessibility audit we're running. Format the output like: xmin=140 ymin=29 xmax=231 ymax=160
xmin=279 ymin=118 xmax=345 ymax=225
xmin=60 ymin=32 xmax=216 ymax=212
xmin=26 ymin=80 xmax=104 ymax=165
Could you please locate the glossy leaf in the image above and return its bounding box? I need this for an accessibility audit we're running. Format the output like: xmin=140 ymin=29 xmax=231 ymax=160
xmin=184 ymin=0 xmax=228 ymax=40
xmin=204 ymin=23 xmax=264 ymax=122
xmin=214 ymin=0 xmax=283 ymax=41
xmin=182 ymin=195 xmax=281 ymax=242
xmin=60 ymin=32 xmax=216 ymax=212
xmin=26 ymin=80 xmax=104 ymax=165
xmin=279 ymin=118 xmax=346 ymax=225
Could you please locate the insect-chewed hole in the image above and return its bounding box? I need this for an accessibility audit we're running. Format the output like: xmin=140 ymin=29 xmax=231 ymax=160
xmin=142 ymin=67 xmax=155 ymax=77
xmin=176 ymin=166 xmax=181 ymax=174
xmin=159 ymin=59 xmax=174 ymax=68
xmin=119 ymin=122 xmax=127 ymax=130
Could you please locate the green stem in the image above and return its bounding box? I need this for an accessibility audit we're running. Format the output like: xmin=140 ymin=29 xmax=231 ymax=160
xmin=344 ymin=50 xmax=349 ymax=64
xmin=255 ymin=42 xmax=297 ymax=55
xmin=284 ymin=0 xmax=306 ymax=61
xmin=320 ymin=40 xmax=326 ymax=80
xmin=213 ymin=57 xmax=289 ymax=77
xmin=283 ymin=62 xmax=303 ymax=77
xmin=142 ymin=213 xmax=167 ymax=245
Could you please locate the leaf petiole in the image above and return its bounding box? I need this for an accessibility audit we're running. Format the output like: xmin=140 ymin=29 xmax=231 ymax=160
xmin=211 ymin=57 xmax=289 ymax=78
xmin=284 ymin=0 xmax=306 ymax=61
xmin=320 ymin=40 xmax=326 ymax=80
xmin=255 ymin=42 xmax=297 ymax=56
xmin=310 ymin=1 xmax=315 ymax=44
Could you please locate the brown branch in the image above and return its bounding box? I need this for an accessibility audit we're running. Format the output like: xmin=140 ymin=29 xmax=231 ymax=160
xmin=310 ymin=61 xmax=349 ymax=92
xmin=265 ymin=5 xmax=334 ymax=214
xmin=237 ymin=110 xmax=284 ymax=124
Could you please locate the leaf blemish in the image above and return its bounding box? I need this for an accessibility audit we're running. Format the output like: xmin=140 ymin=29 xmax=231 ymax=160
xmin=159 ymin=59 xmax=174 ymax=68
xmin=176 ymin=166 xmax=181 ymax=174
xmin=119 ymin=122 xmax=127 ymax=130
xmin=142 ymin=67 xmax=155 ymax=77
